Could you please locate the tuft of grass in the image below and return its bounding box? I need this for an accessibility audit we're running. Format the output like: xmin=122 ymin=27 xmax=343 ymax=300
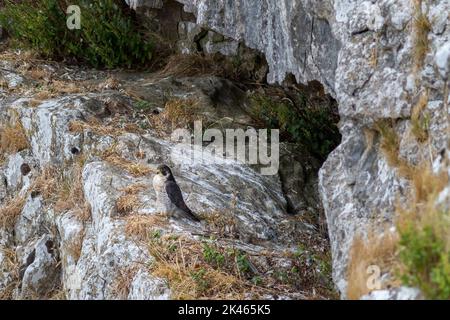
xmin=101 ymin=146 xmax=154 ymax=177
xmin=65 ymin=232 xmax=84 ymax=263
xmin=124 ymin=215 xmax=166 ymax=242
xmin=158 ymin=53 xmax=226 ymax=79
xmin=0 ymin=247 xmax=20 ymax=299
xmin=199 ymin=210 xmax=239 ymax=239
xmin=0 ymin=120 xmax=29 ymax=163
xmin=375 ymin=120 xmax=415 ymax=178
xmin=0 ymin=196 xmax=27 ymax=230
xmin=347 ymin=229 xmax=399 ymax=300
xmin=0 ymin=0 xmax=154 ymax=69
xmin=54 ymin=162 xmax=90 ymax=220
xmin=111 ymin=267 xmax=137 ymax=300
xmin=147 ymin=97 xmax=204 ymax=137
xmin=148 ymin=236 xmax=245 ymax=299
xmin=116 ymin=183 xmax=146 ymax=215
xmin=32 ymin=162 xmax=91 ymax=220
xmin=68 ymin=118 xmax=128 ymax=137
xmin=410 ymin=90 xmax=430 ymax=143
xmin=412 ymin=0 xmax=431 ymax=73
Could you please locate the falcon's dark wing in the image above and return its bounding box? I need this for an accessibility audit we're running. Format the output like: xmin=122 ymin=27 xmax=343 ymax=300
xmin=165 ymin=181 xmax=200 ymax=222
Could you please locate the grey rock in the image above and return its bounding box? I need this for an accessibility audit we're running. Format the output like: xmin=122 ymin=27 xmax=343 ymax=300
xmin=20 ymin=235 xmax=60 ymax=298
xmin=361 ymin=287 xmax=422 ymax=301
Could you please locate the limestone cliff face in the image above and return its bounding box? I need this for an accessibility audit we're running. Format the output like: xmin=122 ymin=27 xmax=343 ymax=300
xmin=0 ymin=54 xmax=329 ymax=299
xmin=126 ymin=0 xmax=450 ymax=297
xmin=1 ymin=0 xmax=450 ymax=300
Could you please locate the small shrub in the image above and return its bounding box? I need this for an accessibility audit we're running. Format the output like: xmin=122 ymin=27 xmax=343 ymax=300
xmin=0 ymin=0 xmax=154 ymax=68
xmin=203 ymin=243 xmax=225 ymax=267
xmin=235 ymin=251 xmax=252 ymax=274
xmin=397 ymin=163 xmax=450 ymax=299
xmin=249 ymin=93 xmax=340 ymax=161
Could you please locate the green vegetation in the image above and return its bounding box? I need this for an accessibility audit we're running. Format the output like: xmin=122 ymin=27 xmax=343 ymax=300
xmin=395 ymin=159 xmax=450 ymax=300
xmin=0 ymin=0 xmax=153 ymax=68
xmin=202 ymin=243 xmax=226 ymax=267
xmin=250 ymin=93 xmax=340 ymax=161
xmin=399 ymin=222 xmax=449 ymax=299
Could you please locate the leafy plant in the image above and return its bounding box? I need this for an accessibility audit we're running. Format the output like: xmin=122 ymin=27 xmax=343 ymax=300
xmin=190 ymin=269 xmax=210 ymax=293
xmin=250 ymin=93 xmax=340 ymax=161
xmin=0 ymin=0 xmax=154 ymax=68
xmin=202 ymin=243 xmax=225 ymax=267
xmin=399 ymin=213 xmax=450 ymax=300
xmin=235 ymin=251 xmax=251 ymax=274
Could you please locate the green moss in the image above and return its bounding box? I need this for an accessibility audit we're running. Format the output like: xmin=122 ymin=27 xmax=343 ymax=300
xmin=0 ymin=0 xmax=154 ymax=68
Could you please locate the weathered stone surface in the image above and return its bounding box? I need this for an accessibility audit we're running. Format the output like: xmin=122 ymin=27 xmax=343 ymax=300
xmin=20 ymin=234 xmax=60 ymax=298
xmin=361 ymin=287 xmax=422 ymax=301
xmin=124 ymin=0 xmax=450 ymax=299
xmin=0 ymin=63 xmax=327 ymax=299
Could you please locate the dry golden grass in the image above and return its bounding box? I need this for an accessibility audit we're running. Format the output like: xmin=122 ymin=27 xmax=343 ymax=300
xmin=158 ymin=53 xmax=225 ymax=79
xmin=120 ymin=183 xmax=147 ymax=195
xmin=124 ymin=214 xmax=167 ymax=242
xmin=0 ymin=195 xmax=27 ymax=230
xmin=110 ymin=267 xmax=138 ymax=300
xmin=412 ymin=0 xmax=431 ymax=74
xmin=48 ymin=289 xmax=67 ymax=300
xmin=410 ymin=90 xmax=430 ymax=143
xmin=116 ymin=194 xmax=141 ymax=216
xmin=396 ymin=163 xmax=448 ymax=236
xmin=33 ymin=89 xmax=55 ymax=100
xmin=102 ymin=147 xmax=154 ymax=177
xmin=369 ymin=46 xmax=378 ymax=68
xmin=32 ymin=166 xmax=59 ymax=202
xmin=0 ymin=247 xmax=20 ymax=300
xmin=65 ymin=233 xmax=85 ymax=263
xmin=199 ymin=210 xmax=239 ymax=239
xmin=148 ymin=236 xmax=245 ymax=300
xmin=0 ymin=120 xmax=29 ymax=162
xmin=68 ymin=119 xmax=122 ymax=136
xmin=25 ymin=66 xmax=51 ymax=81
xmin=53 ymin=163 xmax=90 ymax=220
xmin=148 ymin=97 xmax=204 ymax=137
xmin=347 ymin=229 xmax=399 ymax=300
xmin=32 ymin=162 xmax=91 ymax=221
xmin=375 ymin=120 xmax=415 ymax=178
xmin=410 ymin=163 xmax=448 ymax=204
xmin=51 ymin=80 xmax=84 ymax=95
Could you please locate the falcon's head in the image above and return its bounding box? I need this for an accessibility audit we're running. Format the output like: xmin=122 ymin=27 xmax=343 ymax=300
xmin=156 ymin=164 xmax=175 ymax=181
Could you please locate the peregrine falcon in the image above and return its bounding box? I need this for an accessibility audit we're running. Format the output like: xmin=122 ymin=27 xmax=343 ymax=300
xmin=153 ymin=165 xmax=200 ymax=222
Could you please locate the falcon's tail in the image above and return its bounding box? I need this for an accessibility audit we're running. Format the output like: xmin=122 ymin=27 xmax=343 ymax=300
xmin=186 ymin=209 xmax=201 ymax=222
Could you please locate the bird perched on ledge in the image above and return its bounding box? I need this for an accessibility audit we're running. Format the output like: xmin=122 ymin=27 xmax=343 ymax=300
xmin=153 ymin=165 xmax=200 ymax=222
